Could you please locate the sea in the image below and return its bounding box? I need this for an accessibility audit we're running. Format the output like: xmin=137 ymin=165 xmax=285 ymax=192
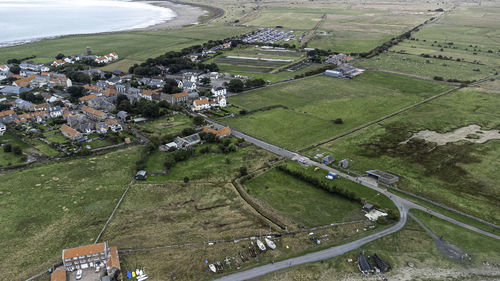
xmin=0 ymin=0 xmax=177 ymax=47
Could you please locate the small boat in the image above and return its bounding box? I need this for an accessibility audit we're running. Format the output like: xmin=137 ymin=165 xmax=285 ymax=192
xmin=209 ymin=264 xmax=216 ymax=273
xmin=265 ymin=238 xmax=276 ymax=250
xmin=256 ymin=239 xmax=266 ymax=251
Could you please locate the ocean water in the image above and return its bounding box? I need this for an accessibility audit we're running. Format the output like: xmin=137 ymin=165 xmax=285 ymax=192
xmin=0 ymin=0 xmax=177 ymax=47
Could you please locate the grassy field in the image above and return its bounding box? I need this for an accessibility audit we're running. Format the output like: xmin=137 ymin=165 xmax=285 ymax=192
xmin=0 ymin=132 xmax=30 ymax=167
xmin=0 ymin=147 xmax=141 ymax=281
xmin=0 ymin=25 xmax=251 ymax=71
xmin=226 ymin=71 xmax=453 ymax=150
xmin=147 ymin=144 xmax=275 ymax=182
xmin=261 ymin=209 xmax=500 ymax=281
xmin=135 ymin=114 xmax=194 ymax=139
xmin=358 ymin=4 xmax=500 ymax=80
xmin=245 ymin=168 xmax=365 ymax=227
xmin=310 ymin=87 xmax=500 ymax=224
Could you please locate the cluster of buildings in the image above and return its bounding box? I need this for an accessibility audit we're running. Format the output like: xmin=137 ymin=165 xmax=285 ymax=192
xmin=51 ymin=242 xmax=120 ymax=281
xmin=242 ymin=28 xmax=297 ymax=44
xmin=164 ymin=125 xmax=231 ymax=150
xmin=325 ymin=53 xmax=354 ymax=65
xmin=52 ymin=48 xmax=119 ymax=67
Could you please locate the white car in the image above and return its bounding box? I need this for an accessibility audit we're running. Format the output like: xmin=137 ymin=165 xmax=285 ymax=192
xmin=76 ymin=269 xmax=83 ymax=280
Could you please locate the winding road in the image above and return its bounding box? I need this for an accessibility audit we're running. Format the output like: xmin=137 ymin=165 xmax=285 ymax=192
xmin=204 ymin=118 xmax=500 ymax=281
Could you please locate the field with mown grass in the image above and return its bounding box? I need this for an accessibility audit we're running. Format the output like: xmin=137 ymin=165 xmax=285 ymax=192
xmin=226 ymin=71 xmax=453 ymax=150
xmin=0 ymin=146 xmax=141 ymax=281
xmin=245 ymin=168 xmax=365 ymax=227
xmin=358 ymin=4 xmax=500 ymax=81
xmin=309 ymin=87 xmax=500 ymax=225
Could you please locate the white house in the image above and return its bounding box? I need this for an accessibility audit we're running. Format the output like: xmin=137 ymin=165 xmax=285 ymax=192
xmin=0 ymin=65 xmax=9 ymax=72
xmin=49 ymin=106 xmax=63 ymax=118
xmin=0 ymin=122 xmax=6 ymax=136
xmin=215 ymin=96 xmax=227 ymax=107
xmin=183 ymin=81 xmax=197 ymax=92
xmin=211 ymin=86 xmax=226 ymax=97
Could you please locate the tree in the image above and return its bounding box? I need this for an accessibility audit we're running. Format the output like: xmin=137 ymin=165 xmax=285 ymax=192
xmin=12 ymin=145 xmax=22 ymax=156
xmin=193 ymin=116 xmax=205 ymax=126
xmin=55 ymin=53 xmax=65 ymax=60
xmin=164 ymin=156 xmax=176 ymax=169
xmin=67 ymin=86 xmax=87 ymax=100
xmin=239 ymin=166 xmax=248 ymax=176
xmin=183 ymin=176 xmax=190 ymax=183
xmin=162 ymin=79 xmax=182 ymax=94
xmin=333 ymin=118 xmax=343 ymax=124
xmin=10 ymin=65 xmax=20 ymax=75
xmin=182 ymin=127 xmax=196 ymax=136
xmin=3 ymin=144 xmax=12 ymax=153
xmin=68 ymin=71 xmax=91 ymax=84
xmin=227 ymin=79 xmax=244 ymax=93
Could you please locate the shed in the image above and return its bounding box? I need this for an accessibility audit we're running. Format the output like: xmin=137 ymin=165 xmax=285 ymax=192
xmin=135 ymin=170 xmax=147 ymax=180
xmin=362 ymin=203 xmax=374 ymax=213
xmin=366 ymin=170 xmax=399 ymax=184
xmin=117 ymin=111 xmax=130 ymax=122
xmin=322 ymin=155 xmax=334 ymax=165
xmin=358 ymin=253 xmax=373 ymax=275
xmin=373 ymin=253 xmax=391 ymax=272
xmin=165 ymin=142 xmax=178 ymax=150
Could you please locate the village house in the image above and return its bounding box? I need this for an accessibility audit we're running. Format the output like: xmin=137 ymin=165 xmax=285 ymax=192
xmin=0 ymin=65 xmax=9 ymax=72
xmin=0 ymin=109 xmax=17 ymax=123
xmin=202 ymin=126 xmax=231 ymax=138
xmin=51 ymin=242 xmax=121 ymax=281
xmin=14 ymin=98 xmax=36 ymax=111
xmin=34 ymin=103 xmax=50 ymax=111
xmin=164 ymin=92 xmax=189 ymax=104
xmin=13 ymin=75 xmax=36 ymax=87
xmin=192 ymin=98 xmax=210 ymax=111
xmin=0 ymin=122 xmax=6 ymax=136
xmin=60 ymin=124 xmax=83 ymax=140
xmin=211 ymin=86 xmax=226 ymax=97
xmin=117 ymin=111 xmax=130 ymax=122
xmin=51 ymin=60 xmax=65 ymax=67
xmin=17 ymin=111 xmax=50 ymax=123
xmin=0 ymin=85 xmax=31 ymax=95
xmin=19 ymin=63 xmax=49 ymax=73
xmin=0 ymin=70 xmax=8 ymax=81
xmin=106 ymin=119 xmax=122 ymax=132
xmin=183 ymin=81 xmax=197 ymax=92
xmin=81 ymin=105 xmax=107 ymax=121
xmin=49 ymin=106 xmax=64 ymax=118
xmin=79 ymin=93 xmax=99 ymax=103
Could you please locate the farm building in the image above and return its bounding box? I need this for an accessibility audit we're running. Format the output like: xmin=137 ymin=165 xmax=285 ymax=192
xmin=373 ymin=253 xmax=391 ymax=272
xmin=51 ymin=242 xmax=121 ymax=281
xmin=175 ymin=133 xmax=201 ymax=148
xmin=358 ymin=252 xmax=374 ymax=275
xmin=366 ymin=170 xmax=399 ymax=185
xmin=324 ymin=70 xmax=343 ymax=78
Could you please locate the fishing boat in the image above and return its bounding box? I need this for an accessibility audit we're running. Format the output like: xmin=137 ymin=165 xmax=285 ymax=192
xmin=209 ymin=264 xmax=216 ymax=273
xmin=265 ymin=238 xmax=276 ymax=250
xmin=256 ymin=239 xmax=266 ymax=251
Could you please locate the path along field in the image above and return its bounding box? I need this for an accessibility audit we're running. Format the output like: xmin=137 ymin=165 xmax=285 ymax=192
xmin=0 ymin=147 xmax=141 ymax=281
xmin=358 ymin=4 xmax=500 ymax=81
xmin=260 ymin=209 xmax=500 ymax=281
xmin=307 ymin=85 xmax=500 ymax=225
xmin=226 ymin=71 xmax=453 ymax=150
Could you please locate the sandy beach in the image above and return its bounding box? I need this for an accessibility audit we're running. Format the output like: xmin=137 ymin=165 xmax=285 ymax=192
xmin=134 ymin=0 xmax=208 ymax=31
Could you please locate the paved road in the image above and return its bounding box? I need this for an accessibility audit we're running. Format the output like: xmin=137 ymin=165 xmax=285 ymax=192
xmin=205 ymin=118 xmax=500 ymax=280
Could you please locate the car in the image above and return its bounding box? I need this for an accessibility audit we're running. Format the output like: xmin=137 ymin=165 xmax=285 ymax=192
xmin=76 ymin=269 xmax=83 ymax=280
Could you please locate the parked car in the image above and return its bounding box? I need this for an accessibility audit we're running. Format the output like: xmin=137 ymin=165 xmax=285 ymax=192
xmin=76 ymin=269 xmax=83 ymax=280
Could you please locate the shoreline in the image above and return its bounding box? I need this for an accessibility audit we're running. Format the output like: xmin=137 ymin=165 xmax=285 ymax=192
xmin=0 ymin=0 xmax=208 ymax=49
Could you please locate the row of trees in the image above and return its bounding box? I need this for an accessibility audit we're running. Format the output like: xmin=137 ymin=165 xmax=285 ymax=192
xmin=226 ymin=78 xmax=266 ymax=93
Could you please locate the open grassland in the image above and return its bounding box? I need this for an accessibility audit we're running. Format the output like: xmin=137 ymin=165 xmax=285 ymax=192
xmin=226 ymin=71 xmax=453 ymax=150
xmin=261 ymin=210 xmax=500 ymax=281
xmin=147 ymin=144 xmax=276 ymax=182
xmin=245 ymin=168 xmax=365 ymax=227
xmin=101 ymin=181 xmax=268 ymax=248
xmin=0 ymin=25 xmax=251 ymax=71
xmin=0 ymin=147 xmax=141 ymax=281
xmin=311 ymin=87 xmax=500 ymax=224
xmin=359 ymin=4 xmax=500 ymax=80
xmin=308 ymin=4 xmax=438 ymax=53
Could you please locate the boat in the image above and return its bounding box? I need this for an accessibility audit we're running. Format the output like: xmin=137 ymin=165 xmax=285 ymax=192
xmin=208 ymin=264 xmax=216 ymax=273
xmin=256 ymin=239 xmax=266 ymax=251
xmin=265 ymin=238 xmax=276 ymax=250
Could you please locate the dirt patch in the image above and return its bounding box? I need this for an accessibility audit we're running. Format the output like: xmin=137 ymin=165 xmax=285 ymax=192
xmin=401 ymin=124 xmax=500 ymax=146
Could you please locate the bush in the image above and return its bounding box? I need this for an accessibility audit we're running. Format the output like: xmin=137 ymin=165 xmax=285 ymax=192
xmin=239 ymin=166 xmax=248 ymax=176
xmin=164 ymin=156 xmax=176 ymax=169
xmin=12 ymin=145 xmax=22 ymax=156
xmin=333 ymin=118 xmax=343 ymax=124
xmin=183 ymin=176 xmax=190 ymax=183
xmin=433 ymin=76 xmax=444 ymax=81
xmin=3 ymin=144 xmax=12 ymax=153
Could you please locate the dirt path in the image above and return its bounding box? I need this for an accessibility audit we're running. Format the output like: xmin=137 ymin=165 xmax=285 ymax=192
xmin=401 ymin=124 xmax=500 ymax=146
